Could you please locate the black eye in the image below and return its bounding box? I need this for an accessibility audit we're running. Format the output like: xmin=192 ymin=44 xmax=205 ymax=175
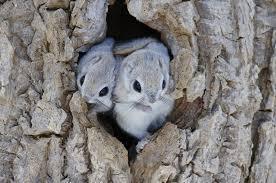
xmin=99 ymin=87 xmax=109 ymax=97
xmin=133 ymin=80 xmax=141 ymax=93
xmin=80 ymin=75 xmax=85 ymax=86
xmin=162 ymin=80 xmax=166 ymax=89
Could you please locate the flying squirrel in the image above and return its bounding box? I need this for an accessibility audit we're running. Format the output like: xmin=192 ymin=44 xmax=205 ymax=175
xmin=112 ymin=37 xmax=175 ymax=139
xmin=77 ymin=38 xmax=117 ymax=113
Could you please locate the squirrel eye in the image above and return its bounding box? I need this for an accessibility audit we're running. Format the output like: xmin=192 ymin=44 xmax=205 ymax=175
xmin=133 ymin=80 xmax=141 ymax=93
xmin=99 ymin=87 xmax=109 ymax=97
xmin=162 ymin=80 xmax=166 ymax=89
xmin=80 ymin=75 xmax=85 ymax=86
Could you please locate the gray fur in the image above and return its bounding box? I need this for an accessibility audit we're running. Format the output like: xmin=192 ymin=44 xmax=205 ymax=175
xmin=113 ymin=38 xmax=175 ymax=139
xmin=77 ymin=38 xmax=116 ymax=112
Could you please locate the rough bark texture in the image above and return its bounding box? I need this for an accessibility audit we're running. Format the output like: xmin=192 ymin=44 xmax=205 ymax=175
xmin=0 ymin=0 xmax=275 ymax=182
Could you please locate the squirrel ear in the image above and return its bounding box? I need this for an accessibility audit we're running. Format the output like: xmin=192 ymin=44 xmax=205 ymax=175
xmin=77 ymin=73 xmax=86 ymax=91
xmin=90 ymin=56 xmax=102 ymax=65
xmin=158 ymin=58 xmax=171 ymax=76
xmin=120 ymin=61 xmax=135 ymax=91
xmin=78 ymin=55 xmax=102 ymax=75
xmin=158 ymin=59 xmax=164 ymax=70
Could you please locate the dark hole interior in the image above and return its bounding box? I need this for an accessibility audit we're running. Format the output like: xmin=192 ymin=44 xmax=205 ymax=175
xmin=106 ymin=0 xmax=160 ymax=40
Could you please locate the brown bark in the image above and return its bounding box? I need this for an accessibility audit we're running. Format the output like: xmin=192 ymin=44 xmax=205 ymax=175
xmin=0 ymin=0 xmax=275 ymax=182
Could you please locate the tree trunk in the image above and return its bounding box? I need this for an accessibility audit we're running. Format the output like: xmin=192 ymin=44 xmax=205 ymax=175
xmin=0 ymin=0 xmax=275 ymax=182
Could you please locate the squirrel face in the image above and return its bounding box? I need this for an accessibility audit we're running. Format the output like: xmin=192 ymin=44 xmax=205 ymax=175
xmin=77 ymin=38 xmax=116 ymax=112
xmin=114 ymin=51 xmax=171 ymax=110
xmin=78 ymin=58 xmax=115 ymax=112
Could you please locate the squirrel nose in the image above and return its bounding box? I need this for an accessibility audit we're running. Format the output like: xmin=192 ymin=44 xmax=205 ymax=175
xmin=148 ymin=94 xmax=156 ymax=103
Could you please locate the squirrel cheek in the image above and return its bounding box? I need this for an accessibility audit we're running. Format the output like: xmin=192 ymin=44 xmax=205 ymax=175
xmin=161 ymin=88 xmax=167 ymax=95
xmin=156 ymin=95 xmax=161 ymax=101
xmin=130 ymin=92 xmax=142 ymax=101
xmin=105 ymin=99 xmax=113 ymax=108
xmin=155 ymin=91 xmax=162 ymax=100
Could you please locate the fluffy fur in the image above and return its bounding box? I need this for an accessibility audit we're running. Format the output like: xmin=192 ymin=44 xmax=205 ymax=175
xmin=113 ymin=38 xmax=174 ymax=139
xmin=77 ymin=38 xmax=116 ymax=112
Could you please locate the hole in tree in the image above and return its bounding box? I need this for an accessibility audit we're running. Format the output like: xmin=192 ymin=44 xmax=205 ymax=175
xmin=78 ymin=0 xmax=162 ymax=63
xmin=96 ymin=0 xmax=162 ymax=160
xmin=107 ymin=0 xmax=173 ymax=59
xmin=106 ymin=0 xmax=160 ymax=40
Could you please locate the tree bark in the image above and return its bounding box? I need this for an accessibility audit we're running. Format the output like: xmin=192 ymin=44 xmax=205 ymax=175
xmin=0 ymin=0 xmax=275 ymax=182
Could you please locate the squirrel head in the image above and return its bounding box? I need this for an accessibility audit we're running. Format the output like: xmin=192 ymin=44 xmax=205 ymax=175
xmin=115 ymin=46 xmax=173 ymax=106
xmin=77 ymin=38 xmax=116 ymax=112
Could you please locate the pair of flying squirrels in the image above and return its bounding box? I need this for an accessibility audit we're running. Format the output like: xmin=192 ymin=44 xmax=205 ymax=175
xmin=77 ymin=37 xmax=174 ymax=140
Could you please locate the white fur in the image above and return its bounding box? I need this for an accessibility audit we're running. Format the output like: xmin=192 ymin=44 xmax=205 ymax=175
xmin=115 ymin=97 xmax=173 ymax=139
